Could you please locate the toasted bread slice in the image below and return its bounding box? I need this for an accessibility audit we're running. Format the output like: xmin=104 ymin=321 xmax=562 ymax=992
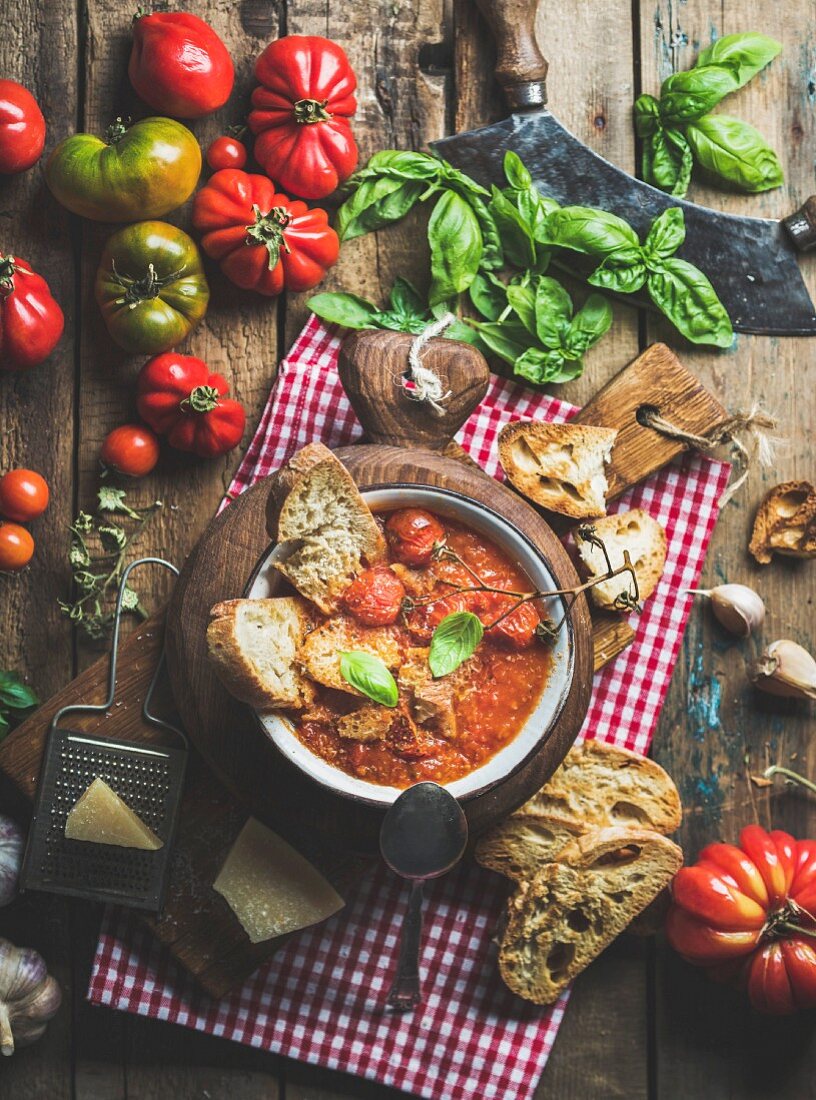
xmin=475 ymin=815 xmax=582 ymax=881
xmin=398 ymin=647 xmax=458 ymax=739
xmin=498 ymin=420 xmax=617 ymax=519
xmin=749 ymin=480 xmax=816 ymax=564
xmin=498 ymin=826 xmax=683 ymax=1004
xmin=207 ymin=598 xmax=316 ymax=711
xmin=266 ymin=442 xmax=335 ymax=542
xmin=520 ymin=740 xmax=682 ymax=835
xmin=575 ymin=509 xmax=666 ymax=609
xmin=297 ymin=616 xmax=403 ymax=696
xmin=274 ymin=449 xmax=386 ymax=613
xmin=337 ymin=705 xmax=393 ymax=742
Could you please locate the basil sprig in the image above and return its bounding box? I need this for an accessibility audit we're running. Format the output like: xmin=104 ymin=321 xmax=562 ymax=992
xmin=635 ymin=32 xmax=783 ymax=197
xmin=429 ymin=611 xmax=484 ymax=679
xmin=0 ymin=670 xmax=38 ymax=740
xmin=339 ymin=651 xmax=399 ymax=707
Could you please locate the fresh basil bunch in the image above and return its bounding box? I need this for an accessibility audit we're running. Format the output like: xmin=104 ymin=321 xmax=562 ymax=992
xmin=635 ymin=32 xmax=783 ymax=197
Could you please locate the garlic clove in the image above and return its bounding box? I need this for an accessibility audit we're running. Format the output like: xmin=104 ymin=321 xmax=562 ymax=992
xmin=687 ymin=583 xmax=766 ymax=638
xmin=752 ymin=639 xmax=816 ymax=700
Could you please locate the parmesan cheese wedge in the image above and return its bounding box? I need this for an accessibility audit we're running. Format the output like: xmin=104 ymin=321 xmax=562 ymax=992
xmin=64 ymin=777 xmax=163 ymax=850
xmin=213 ymin=818 xmax=344 ymax=944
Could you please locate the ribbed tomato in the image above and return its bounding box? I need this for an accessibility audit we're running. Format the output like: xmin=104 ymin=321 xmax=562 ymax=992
xmin=192 ymin=169 xmax=339 ymax=296
xmin=666 ymin=824 xmax=816 ymax=1014
xmin=0 ymin=255 xmax=64 ymax=371
xmin=248 ymin=35 xmax=357 ymax=199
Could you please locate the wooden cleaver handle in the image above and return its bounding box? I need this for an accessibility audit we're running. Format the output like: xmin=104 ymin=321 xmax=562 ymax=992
xmin=783 ymin=196 xmax=816 ymax=252
xmin=474 ymin=0 xmax=548 ymax=110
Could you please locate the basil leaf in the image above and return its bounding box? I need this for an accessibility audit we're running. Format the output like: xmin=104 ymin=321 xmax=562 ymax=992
xmin=696 ymin=33 xmax=781 ymax=89
xmin=0 ymin=713 xmax=8 ymax=740
xmin=469 ymin=271 xmax=507 ymax=321
xmin=644 ymin=127 xmax=693 ymax=197
xmin=534 ymin=276 xmax=573 ymax=347
xmin=429 ymin=611 xmax=483 ymax=678
xmin=686 ymin=113 xmax=784 ymax=193
xmin=488 ymin=186 xmax=536 ymax=268
xmin=363 ymin=150 xmax=443 ymax=180
xmin=439 ymin=163 xmax=490 ymax=199
xmin=564 ymin=293 xmax=613 ymax=355
xmin=307 ymin=292 xmax=381 ymax=329
xmin=643 ymin=207 xmax=686 ymax=262
xmin=428 ymin=191 xmax=483 ymax=305
xmin=506 ymin=283 xmax=537 ymax=336
xmin=514 ymin=347 xmax=584 ymax=385
xmin=587 ymin=258 xmax=648 ymax=295
xmin=647 ymin=257 xmax=734 ymax=347
xmin=389 ymin=277 xmax=425 ymax=317
xmin=443 ymin=319 xmax=488 ymax=349
xmin=634 ymin=94 xmax=661 ymax=138
xmin=338 ymin=177 xmax=426 ymax=240
xmin=339 ymin=651 xmax=398 ymax=707
xmin=539 ymin=206 xmax=640 ymax=257
xmin=503 ymin=150 xmax=533 ymax=190
xmin=0 ymin=679 xmax=38 ymax=710
xmin=470 ymin=321 xmax=531 ymax=366
xmin=466 ymin=195 xmax=504 ymax=270
xmin=659 ymin=65 xmax=739 ymax=124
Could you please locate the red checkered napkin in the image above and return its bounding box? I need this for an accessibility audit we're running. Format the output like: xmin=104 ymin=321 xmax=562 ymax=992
xmin=89 ymin=316 xmax=730 ymax=1100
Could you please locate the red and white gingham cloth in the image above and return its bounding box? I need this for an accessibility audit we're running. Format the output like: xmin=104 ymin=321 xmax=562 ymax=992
xmin=89 ymin=316 xmax=730 ymax=1099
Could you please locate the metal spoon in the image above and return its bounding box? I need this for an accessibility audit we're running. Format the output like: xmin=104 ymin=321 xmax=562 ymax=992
xmin=380 ymin=781 xmax=468 ymax=1011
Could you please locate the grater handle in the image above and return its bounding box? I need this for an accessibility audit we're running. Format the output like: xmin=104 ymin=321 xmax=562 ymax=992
xmin=51 ymin=557 xmax=187 ymax=749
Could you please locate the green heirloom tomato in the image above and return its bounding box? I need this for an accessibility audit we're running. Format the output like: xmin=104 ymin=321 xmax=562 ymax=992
xmin=46 ymin=116 xmax=201 ymax=222
xmin=95 ymin=221 xmax=209 ymax=354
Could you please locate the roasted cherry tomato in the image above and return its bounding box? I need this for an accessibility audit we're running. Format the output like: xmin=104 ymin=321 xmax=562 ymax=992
xmin=667 ymin=824 xmax=816 ymax=1014
xmin=385 ymin=508 xmax=446 ymax=567
xmin=0 ymin=469 xmax=49 ymax=522
xmin=100 ymin=425 xmax=160 ymax=478
xmin=0 ymin=255 xmax=64 ymax=371
xmin=0 ymin=80 xmax=45 ymax=174
xmin=136 ymin=352 xmax=246 ymax=459
xmin=0 ymin=523 xmax=34 ymax=571
xmin=192 ymin=169 xmax=339 ymax=296
xmin=130 ymin=12 xmax=234 ymax=120
xmin=95 ymin=222 xmax=209 ymax=355
xmin=482 ymin=595 xmax=540 ymax=650
xmin=248 ymin=35 xmax=357 ymax=199
xmin=206 ymin=135 xmax=247 ymax=171
xmin=343 ymin=566 xmax=405 ymax=627
xmin=46 ymin=116 xmax=201 ymax=222
xmin=405 ymin=592 xmax=471 ymax=645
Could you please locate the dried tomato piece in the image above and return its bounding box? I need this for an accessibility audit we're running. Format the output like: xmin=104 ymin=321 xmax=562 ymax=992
xmin=388 ymin=713 xmax=437 ymax=760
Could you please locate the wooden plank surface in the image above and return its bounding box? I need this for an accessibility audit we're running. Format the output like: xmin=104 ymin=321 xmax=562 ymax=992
xmin=0 ymin=0 xmax=814 ymax=1097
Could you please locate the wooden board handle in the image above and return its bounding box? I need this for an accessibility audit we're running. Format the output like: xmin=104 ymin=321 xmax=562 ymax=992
xmin=474 ymin=0 xmax=548 ymax=109
xmin=338 ymin=329 xmax=490 ymax=452
xmin=783 ymin=196 xmax=816 ymax=252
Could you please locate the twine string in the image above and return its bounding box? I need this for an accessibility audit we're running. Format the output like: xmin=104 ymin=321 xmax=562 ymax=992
xmin=639 ymin=403 xmax=781 ymax=506
xmin=400 ymin=312 xmax=456 ymax=417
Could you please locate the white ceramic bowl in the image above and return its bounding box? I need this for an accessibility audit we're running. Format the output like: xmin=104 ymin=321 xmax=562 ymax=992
xmin=247 ymin=485 xmax=574 ymax=808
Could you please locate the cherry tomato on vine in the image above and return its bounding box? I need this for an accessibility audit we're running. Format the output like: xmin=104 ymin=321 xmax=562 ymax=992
xmin=0 ymin=523 xmax=34 ymax=571
xmin=343 ymin=566 xmax=405 ymax=627
xmin=0 ymin=79 xmax=45 ymax=174
xmin=101 ymin=424 xmax=160 ymax=478
xmin=482 ymin=596 xmax=540 ymax=650
xmin=385 ymin=508 xmax=446 ymax=567
xmin=206 ymin=136 xmax=247 ymax=171
xmin=0 ymin=469 xmax=49 ymax=522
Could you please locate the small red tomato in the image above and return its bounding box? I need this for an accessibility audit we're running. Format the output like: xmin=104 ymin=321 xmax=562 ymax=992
xmin=0 ymin=79 xmax=45 ymax=174
xmin=483 ymin=596 xmax=540 ymax=650
xmin=343 ymin=566 xmax=405 ymax=627
xmin=405 ymin=592 xmax=471 ymax=644
xmin=206 ymin=136 xmax=247 ymax=171
xmin=0 ymin=469 xmax=49 ymax=522
xmin=101 ymin=425 xmax=160 ymax=478
xmin=0 ymin=523 xmax=34 ymax=571
xmin=0 ymin=255 xmax=64 ymax=371
xmin=385 ymin=509 xmax=446 ymax=567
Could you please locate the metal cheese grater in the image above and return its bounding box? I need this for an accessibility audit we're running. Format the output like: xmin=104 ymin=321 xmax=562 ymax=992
xmin=20 ymin=558 xmax=188 ymax=912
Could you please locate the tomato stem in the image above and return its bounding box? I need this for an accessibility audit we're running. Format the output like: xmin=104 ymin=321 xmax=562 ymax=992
xmin=245 ymin=204 xmax=292 ymax=271
xmin=293 ymin=98 xmax=332 ymax=124
xmin=763 ymin=765 xmax=816 ymax=797
xmin=0 ymin=255 xmax=16 ymax=295
xmin=110 ymin=260 xmax=182 ymax=308
xmin=182 ymin=385 xmax=221 ymax=414
xmin=105 ymin=117 xmax=131 ymax=145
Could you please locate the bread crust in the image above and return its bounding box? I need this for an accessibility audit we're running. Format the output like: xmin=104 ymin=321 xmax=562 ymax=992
xmin=575 ymin=508 xmax=666 ymax=609
xmin=749 ymin=480 xmax=816 ymax=565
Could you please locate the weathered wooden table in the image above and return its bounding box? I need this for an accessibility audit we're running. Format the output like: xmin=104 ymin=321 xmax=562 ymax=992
xmin=2 ymin=1 xmax=815 ymax=1097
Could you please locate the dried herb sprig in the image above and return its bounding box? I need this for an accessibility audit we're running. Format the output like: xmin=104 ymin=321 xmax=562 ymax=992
xmin=59 ymin=487 xmax=162 ymax=641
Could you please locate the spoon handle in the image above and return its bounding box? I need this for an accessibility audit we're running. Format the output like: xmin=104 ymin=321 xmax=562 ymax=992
xmin=386 ymin=880 xmax=425 ymax=1011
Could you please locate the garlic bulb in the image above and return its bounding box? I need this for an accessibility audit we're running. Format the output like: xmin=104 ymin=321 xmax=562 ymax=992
xmin=0 ymin=939 xmax=61 ymax=1056
xmin=0 ymin=816 xmax=24 ymax=908
xmin=752 ymin=639 xmax=816 ymax=700
xmin=688 ymin=583 xmax=766 ymax=637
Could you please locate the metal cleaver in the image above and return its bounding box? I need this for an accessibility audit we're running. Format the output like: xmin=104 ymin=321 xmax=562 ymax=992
xmin=432 ymin=0 xmax=816 ymax=336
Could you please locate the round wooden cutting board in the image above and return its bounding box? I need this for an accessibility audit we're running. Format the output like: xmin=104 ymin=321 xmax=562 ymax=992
xmin=165 ymin=331 xmax=593 ymax=854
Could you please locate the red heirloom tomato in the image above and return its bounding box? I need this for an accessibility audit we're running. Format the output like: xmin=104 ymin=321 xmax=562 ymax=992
xmin=0 ymin=255 xmax=64 ymax=371
xmin=0 ymin=80 xmax=45 ymax=174
xmin=666 ymin=824 xmax=816 ymax=1014
xmin=0 ymin=523 xmax=34 ymax=572
xmin=192 ymin=169 xmax=339 ymax=296
xmin=0 ymin=469 xmax=49 ymax=522
xmin=385 ymin=509 xmax=446 ymax=567
xmin=206 ymin=135 xmax=247 ymax=171
xmin=136 ymin=353 xmax=246 ymax=459
xmin=343 ymin=566 xmax=406 ymax=627
xmin=101 ymin=425 xmax=160 ymax=478
xmin=248 ymin=35 xmax=357 ymax=200
xmin=129 ymin=12 xmax=234 ymax=119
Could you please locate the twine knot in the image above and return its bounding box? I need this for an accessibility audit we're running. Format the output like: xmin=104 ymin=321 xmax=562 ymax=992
xmin=400 ymin=312 xmax=456 ymax=417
